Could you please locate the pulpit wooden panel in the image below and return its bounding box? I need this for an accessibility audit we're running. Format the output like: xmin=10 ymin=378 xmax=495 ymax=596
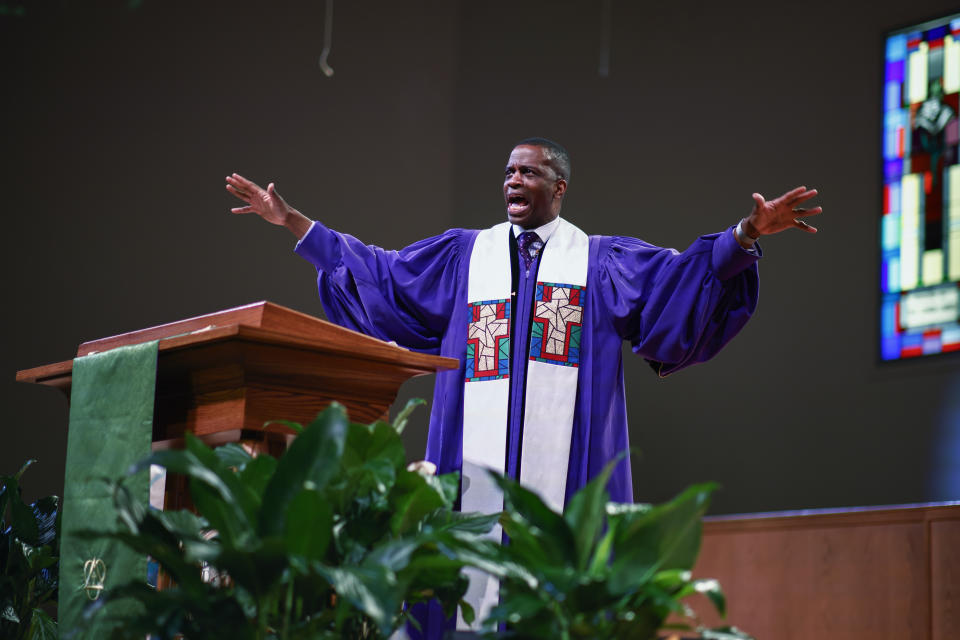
xmin=691 ymin=503 xmax=960 ymax=640
xmin=932 ymin=519 xmax=960 ymax=640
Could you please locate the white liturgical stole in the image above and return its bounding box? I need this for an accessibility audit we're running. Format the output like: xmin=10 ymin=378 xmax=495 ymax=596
xmin=459 ymin=218 xmax=589 ymax=629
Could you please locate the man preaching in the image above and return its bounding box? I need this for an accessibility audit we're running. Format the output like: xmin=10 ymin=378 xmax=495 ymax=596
xmin=226 ymin=137 xmax=820 ymax=631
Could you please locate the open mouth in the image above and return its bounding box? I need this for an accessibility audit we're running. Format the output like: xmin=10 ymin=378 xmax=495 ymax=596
xmin=507 ymin=194 xmax=529 ymax=215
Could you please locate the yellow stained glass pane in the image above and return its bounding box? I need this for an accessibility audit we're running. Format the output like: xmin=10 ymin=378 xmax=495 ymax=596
xmin=950 ymin=166 xmax=960 ymax=208
xmin=946 ymin=36 xmax=960 ymax=94
xmin=900 ymin=174 xmax=921 ymax=290
xmin=923 ymin=249 xmax=944 ymax=286
xmin=908 ymin=42 xmax=929 ymax=103
xmin=950 ymin=230 xmax=960 ymax=281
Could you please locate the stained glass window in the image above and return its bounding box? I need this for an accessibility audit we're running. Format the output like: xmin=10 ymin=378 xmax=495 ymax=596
xmin=881 ymin=13 xmax=960 ymax=360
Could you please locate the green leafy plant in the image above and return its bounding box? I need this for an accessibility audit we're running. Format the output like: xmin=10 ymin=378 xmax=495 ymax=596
xmin=81 ymin=401 xmax=499 ymax=639
xmin=474 ymin=460 xmax=755 ymax=640
xmin=0 ymin=459 xmax=59 ymax=640
xmin=80 ymin=399 xmax=756 ymax=640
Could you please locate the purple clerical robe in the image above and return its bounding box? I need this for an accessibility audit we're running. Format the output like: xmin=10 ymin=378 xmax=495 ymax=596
xmin=295 ymin=219 xmax=760 ymax=506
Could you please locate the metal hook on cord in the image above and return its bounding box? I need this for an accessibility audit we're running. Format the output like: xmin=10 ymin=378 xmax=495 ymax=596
xmin=319 ymin=0 xmax=334 ymax=77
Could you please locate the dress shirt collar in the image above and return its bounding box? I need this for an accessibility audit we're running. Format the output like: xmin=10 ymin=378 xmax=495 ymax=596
xmin=512 ymin=215 xmax=561 ymax=244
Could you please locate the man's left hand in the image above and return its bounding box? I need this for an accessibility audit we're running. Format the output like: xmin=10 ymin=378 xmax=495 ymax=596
xmin=742 ymin=186 xmax=822 ymax=238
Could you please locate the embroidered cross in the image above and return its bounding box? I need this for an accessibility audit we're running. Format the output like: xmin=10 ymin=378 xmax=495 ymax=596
xmin=529 ymin=283 xmax=584 ymax=367
xmin=466 ymin=299 xmax=511 ymax=381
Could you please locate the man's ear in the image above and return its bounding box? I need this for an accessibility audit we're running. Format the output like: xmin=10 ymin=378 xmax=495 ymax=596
xmin=554 ymin=179 xmax=567 ymax=199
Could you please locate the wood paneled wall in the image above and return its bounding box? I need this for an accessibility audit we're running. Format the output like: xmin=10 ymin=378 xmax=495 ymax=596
xmin=692 ymin=503 xmax=960 ymax=640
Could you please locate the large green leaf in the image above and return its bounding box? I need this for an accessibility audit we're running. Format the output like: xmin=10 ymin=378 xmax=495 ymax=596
xmin=185 ymin=434 xmax=261 ymax=526
xmin=422 ymin=509 xmax=500 ymax=537
xmin=608 ymin=483 xmax=716 ymax=594
xmin=313 ymin=563 xmax=399 ymax=635
xmin=388 ymin=470 xmax=447 ymax=536
xmin=214 ymin=443 xmax=254 ymax=471
xmin=130 ymin=447 xmax=254 ymax=548
xmin=434 ymin=472 xmax=460 ymax=505
xmin=153 ymin=509 xmax=210 ymax=541
xmin=13 ymin=459 xmax=36 ymax=482
xmin=362 ymin=538 xmax=418 ymax=573
xmin=485 ymin=590 xmax=548 ymax=626
xmin=6 ymin=475 xmax=40 ymax=546
xmin=285 ymin=488 xmax=332 ymax=561
xmin=338 ymin=421 xmax=405 ymax=507
xmin=343 ymin=419 xmax=403 ymax=471
xmin=26 ymin=608 xmax=57 ymax=640
xmin=263 ymin=419 xmax=305 ymax=434
xmin=259 ymin=404 xmax=348 ymax=537
xmin=237 ymin=455 xmax=278 ymax=503
xmin=391 ymin=398 xmax=426 ymax=435
xmin=21 ymin=542 xmax=56 ymax=573
xmin=29 ymin=496 xmax=58 ymax=548
xmin=689 ymin=577 xmax=726 ymax=618
xmin=434 ymin=536 xmax=538 ymax=589
xmin=491 ymin=472 xmax=577 ymax=562
xmin=563 ymin=455 xmax=622 ymax=572
xmin=206 ymin=539 xmax=289 ymax=596
xmin=106 ymin=486 xmax=207 ymax=595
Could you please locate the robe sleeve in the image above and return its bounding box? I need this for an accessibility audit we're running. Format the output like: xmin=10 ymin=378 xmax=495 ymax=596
xmin=597 ymin=225 xmax=760 ymax=376
xmin=294 ymin=221 xmax=467 ymax=355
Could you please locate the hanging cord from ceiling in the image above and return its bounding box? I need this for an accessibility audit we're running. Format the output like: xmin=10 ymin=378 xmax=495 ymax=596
xmin=319 ymin=0 xmax=335 ymax=77
xmin=598 ymin=0 xmax=612 ymax=78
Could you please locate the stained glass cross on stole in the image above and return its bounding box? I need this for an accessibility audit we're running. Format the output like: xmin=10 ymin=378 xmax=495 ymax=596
xmin=466 ymin=300 xmax=511 ymax=381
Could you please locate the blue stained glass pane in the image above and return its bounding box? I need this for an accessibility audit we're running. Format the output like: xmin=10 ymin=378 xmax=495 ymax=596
xmin=881 ymin=259 xmax=889 ymax=292
xmin=885 ymin=158 xmax=903 ymax=181
xmin=882 ymin=336 xmax=901 ymax=360
xmin=529 ymin=336 xmax=542 ymax=358
xmin=902 ymin=333 xmax=923 ymax=349
xmin=952 ymin=18 xmax=960 ymax=32
xmin=884 ymin=129 xmax=896 ymax=160
xmin=885 ymin=81 xmax=902 ymax=112
xmin=882 ymin=300 xmax=898 ymax=336
xmin=889 ymin=256 xmax=901 ymax=291
xmin=907 ymin=31 xmax=922 ymax=50
xmin=885 ymin=60 xmax=905 ymax=83
xmin=929 ymin=25 xmax=948 ymax=40
xmin=887 ymin=34 xmax=908 ymax=61
xmin=884 ymin=109 xmax=906 ymax=129
xmin=924 ymin=335 xmax=942 ymax=354
xmin=882 ymin=214 xmax=900 ymax=251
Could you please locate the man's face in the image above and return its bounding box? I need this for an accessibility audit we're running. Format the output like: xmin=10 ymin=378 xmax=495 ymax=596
xmin=503 ymin=145 xmax=566 ymax=229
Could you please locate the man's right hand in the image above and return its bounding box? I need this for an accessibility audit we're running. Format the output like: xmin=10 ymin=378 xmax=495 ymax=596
xmin=226 ymin=173 xmax=313 ymax=240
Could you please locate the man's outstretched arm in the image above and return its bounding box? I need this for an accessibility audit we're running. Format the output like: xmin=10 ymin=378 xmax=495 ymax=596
xmin=225 ymin=173 xmax=313 ymax=240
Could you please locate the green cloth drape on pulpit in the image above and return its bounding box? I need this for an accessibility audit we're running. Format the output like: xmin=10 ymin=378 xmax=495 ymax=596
xmin=58 ymin=341 xmax=157 ymax=638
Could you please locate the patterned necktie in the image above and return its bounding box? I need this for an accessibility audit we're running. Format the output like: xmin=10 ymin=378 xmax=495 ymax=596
xmin=517 ymin=231 xmax=544 ymax=272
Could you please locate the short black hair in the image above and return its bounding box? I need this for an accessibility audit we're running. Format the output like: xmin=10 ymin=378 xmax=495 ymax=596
xmin=514 ymin=137 xmax=571 ymax=182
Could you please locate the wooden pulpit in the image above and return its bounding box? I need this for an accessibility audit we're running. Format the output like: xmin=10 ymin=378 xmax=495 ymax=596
xmin=16 ymin=301 xmax=458 ymax=505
